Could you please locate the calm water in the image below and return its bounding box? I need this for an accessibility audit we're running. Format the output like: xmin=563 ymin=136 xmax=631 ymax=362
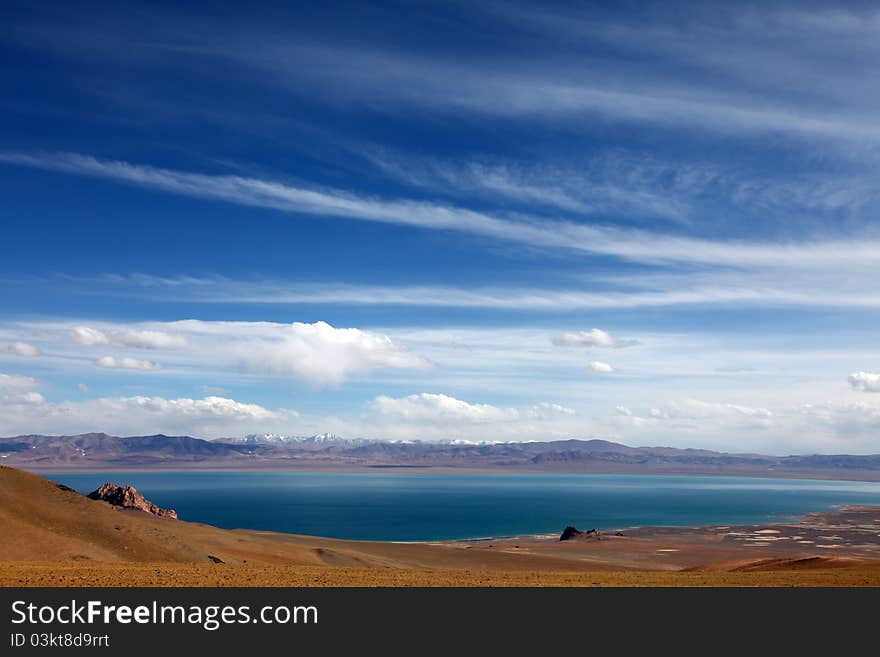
xmin=45 ymin=471 xmax=880 ymax=542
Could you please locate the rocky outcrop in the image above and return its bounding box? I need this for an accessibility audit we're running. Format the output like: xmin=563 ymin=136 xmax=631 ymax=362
xmin=560 ymin=526 xmax=583 ymax=541
xmin=87 ymin=482 xmax=178 ymax=519
xmin=559 ymin=526 xmax=601 ymax=541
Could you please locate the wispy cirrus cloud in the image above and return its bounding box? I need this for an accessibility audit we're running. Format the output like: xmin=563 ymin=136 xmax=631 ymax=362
xmin=7 ymin=152 xmax=880 ymax=275
xmin=70 ymin=325 xmax=187 ymax=349
xmin=8 ymin=4 xmax=880 ymax=144
xmin=498 ymin=4 xmax=880 ymax=111
xmin=364 ymin=148 xmax=880 ymax=237
xmin=363 ymin=151 xmax=695 ymax=226
xmin=49 ymin=272 xmax=880 ymax=313
xmin=223 ymin=37 xmax=880 ymax=143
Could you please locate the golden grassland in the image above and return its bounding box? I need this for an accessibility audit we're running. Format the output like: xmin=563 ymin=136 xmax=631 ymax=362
xmin=3 ymin=561 xmax=880 ymax=587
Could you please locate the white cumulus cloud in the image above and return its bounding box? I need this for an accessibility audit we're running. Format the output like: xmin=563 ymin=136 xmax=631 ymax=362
xmin=113 ymin=329 xmax=187 ymax=349
xmin=0 ymin=373 xmax=38 ymax=390
xmin=4 ymin=342 xmax=41 ymax=357
xmin=2 ymin=391 xmax=46 ymax=406
xmin=0 ymin=393 xmax=298 ymax=437
xmin=100 ymin=395 xmax=286 ymax=422
xmin=589 ymin=361 xmax=615 ymax=373
xmin=0 ymin=374 xmax=44 ymax=408
xmin=526 ymin=402 xmax=576 ymax=418
xmin=371 ymin=393 xmax=519 ymax=423
xmin=357 ymin=393 xmax=585 ymax=441
xmin=618 ymin=399 xmax=773 ymax=425
xmin=553 ymin=328 xmax=638 ymax=348
xmin=21 ymin=319 xmax=431 ymax=386
xmin=70 ymin=326 xmax=110 ymax=346
xmin=848 ymin=371 xmax=880 ymax=393
xmin=237 ymin=321 xmax=430 ymax=385
xmin=95 ymin=356 xmax=162 ymax=371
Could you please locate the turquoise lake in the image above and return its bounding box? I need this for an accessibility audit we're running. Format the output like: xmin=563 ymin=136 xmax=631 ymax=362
xmin=45 ymin=472 xmax=880 ymax=542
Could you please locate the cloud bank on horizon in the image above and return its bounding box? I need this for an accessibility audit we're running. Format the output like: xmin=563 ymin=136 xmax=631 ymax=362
xmin=1 ymin=1 xmax=880 ymax=454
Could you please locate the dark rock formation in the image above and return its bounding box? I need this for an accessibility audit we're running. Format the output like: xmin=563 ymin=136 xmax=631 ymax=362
xmin=560 ymin=526 xmax=602 ymax=541
xmin=560 ymin=526 xmax=583 ymax=541
xmin=87 ymin=482 xmax=178 ymax=519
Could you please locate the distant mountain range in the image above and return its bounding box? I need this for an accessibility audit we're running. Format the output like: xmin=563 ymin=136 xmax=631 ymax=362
xmin=219 ymin=433 xmax=502 ymax=447
xmin=2 ymin=432 xmax=880 ymax=481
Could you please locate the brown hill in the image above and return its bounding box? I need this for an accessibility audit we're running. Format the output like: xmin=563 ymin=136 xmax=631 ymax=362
xmin=0 ymin=465 xmax=312 ymax=564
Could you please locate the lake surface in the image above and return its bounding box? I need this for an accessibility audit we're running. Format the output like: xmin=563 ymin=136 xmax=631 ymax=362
xmin=46 ymin=471 xmax=880 ymax=542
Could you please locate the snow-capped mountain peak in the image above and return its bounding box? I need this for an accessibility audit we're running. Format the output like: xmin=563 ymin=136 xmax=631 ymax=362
xmin=219 ymin=433 xmax=360 ymax=446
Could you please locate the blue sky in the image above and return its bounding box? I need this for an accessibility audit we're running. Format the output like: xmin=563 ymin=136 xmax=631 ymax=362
xmin=2 ymin=1 xmax=880 ymax=453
